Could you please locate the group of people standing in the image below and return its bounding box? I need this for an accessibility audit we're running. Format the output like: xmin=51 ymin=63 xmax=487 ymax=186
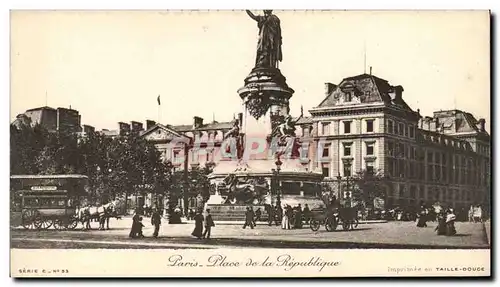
xmin=129 ymin=207 xmax=162 ymax=238
xmin=280 ymin=204 xmax=311 ymax=230
xmin=415 ymin=205 xmax=457 ymax=236
xmin=191 ymin=209 xmax=216 ymax=239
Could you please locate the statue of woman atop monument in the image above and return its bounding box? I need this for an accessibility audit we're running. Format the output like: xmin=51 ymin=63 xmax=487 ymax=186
xmin=246 ymin=10 xmax=283 ymax=69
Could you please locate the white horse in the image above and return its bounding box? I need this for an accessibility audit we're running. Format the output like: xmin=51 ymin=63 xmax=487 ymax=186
xmin=76 ymin=200 xmax=121 ymax=230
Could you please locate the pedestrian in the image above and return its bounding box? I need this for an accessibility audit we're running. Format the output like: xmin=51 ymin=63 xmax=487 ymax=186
xmin=255 ymin=208 xmax=262 ymax=223
xmin=203 ymin=209 xmax=215 ymax=239
xmin=267 ymin=205 xmax=274 ymax=226
xmin=191 ymin=210 xmax=204 ymax=239
xmin=129 ymin=210 xmax=141 ymax=238
xmin=446 ymin=209 xmax=457 ymax=236
xmin=151 ymin=207 xmax=162 ymax=238
xmin=295 ymin=204 xmax=303 ymax=228
xmin=303 ymin=204 xmax=311 ymax=224
xmin=416 ymin=205 xmax=427 ymax=228
xmin=281 ymin=205 xmax=291 ymax=230
xmin=435 ymin=212 xmax=447 ymax=236
xmin=243 ymin=207 xmax=255 ymax=229
xmin=137 ymin=216 xmax=145 ymax=238
xmin=276 ymin=205 xmax=283 ymax=225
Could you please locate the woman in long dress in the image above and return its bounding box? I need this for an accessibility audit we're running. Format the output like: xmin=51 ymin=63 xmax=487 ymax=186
xmin=129 ymin=211 xmax=140 ymax=238
xmin=435 ymin=212 xmax=447 ymax=236
xmin=191 ymin=210 xmax=204 ymax=239
xmin=281 ymin=205 xmax=290 ymax=230
xmin=416 ymin=206 xmax=428 ymax=227
xmin=445 ymin=209 xmax=457 ymax=236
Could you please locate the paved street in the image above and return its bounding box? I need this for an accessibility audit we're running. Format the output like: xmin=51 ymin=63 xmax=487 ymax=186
xmin=11 ymin=217 xmax=489 ymax=249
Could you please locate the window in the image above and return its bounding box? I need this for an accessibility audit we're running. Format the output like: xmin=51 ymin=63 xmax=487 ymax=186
xmin=398 ymin=123 xmax=404 ymax=136
xmin=322 ymin=167 xmax=330 ymax=177
xmin=388 ymin=120 xmax=394 ymax=134
xmin=343 ymin=121 xmax=352 ymax=134
xmin=366 ymin=161 xmax=375 ymax=174
xmin=344 ymin=164 xmax=352 ymax=177
xmin=388 ymin=141 xmax=395 ymax=156
xmin=410 ymin=186 xmax=416 ymax=199
xmin=394 ymin=122 xmax=398 ymax=134
xmin=366 ymin=142 xmax=374 ymax=156
xmin=345 ymin=92 xmax=352 ymax=102
xmin=344 ymin=144 xmax=352 ymax=156
xmin=321 ymin=122 xmax=330 ymax=136
xmin=409 ymin=126 xmax=415 ymax=138
xmin=322 ymin=144 xmax=330 ymax=158
xmin=302 ymin=127 xmax=307 ymax=137
xmin=366 ymin=120 xmax=374 ymax=132
xmin=410 ymin=147 xmax=416 ymax=160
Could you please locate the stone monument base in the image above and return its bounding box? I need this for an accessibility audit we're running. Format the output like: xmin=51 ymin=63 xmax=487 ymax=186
xmin=206 ymin=204 xmax=268 ymax=222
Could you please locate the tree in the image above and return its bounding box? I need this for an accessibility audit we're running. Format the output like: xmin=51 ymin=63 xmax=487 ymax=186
xmin=351 ymin=169 xmax=388 ymax=208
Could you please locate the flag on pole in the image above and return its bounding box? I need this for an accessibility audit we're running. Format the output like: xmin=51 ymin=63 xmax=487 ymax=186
xmin=157 ymin=95 xmax=161 ymax=105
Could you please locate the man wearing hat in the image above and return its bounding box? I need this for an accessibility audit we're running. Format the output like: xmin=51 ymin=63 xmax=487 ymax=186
xmin=203 ymin=209 xmax=215 ymax=239
xmin=151 ymin=207 xmax=162 ymax=238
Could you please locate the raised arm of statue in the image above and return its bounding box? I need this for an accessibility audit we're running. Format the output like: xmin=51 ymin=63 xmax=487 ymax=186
xmin=246 ymin=10 xmax=259 ymax=21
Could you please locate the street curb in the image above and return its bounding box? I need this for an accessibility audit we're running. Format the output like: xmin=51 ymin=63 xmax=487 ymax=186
xmin=182 ymin=220 xmax=388 ymax=225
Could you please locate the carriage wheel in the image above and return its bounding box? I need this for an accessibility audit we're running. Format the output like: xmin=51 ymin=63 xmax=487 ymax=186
xmin=66 ymin=217 xmax=79 ymax=230
xmin=21 ymin=209 xmax=39 ymax=230
xmin=342 ymin=221 xmax=351 ymax=231
xmin=325 ymin=217 xmax=338 ymax=232
xmin=34 ymin=218 xmax=52 ymax=230
xmin=309 ymin=220 xmax=320 ymax=231
xmin=53 ymin=219 xmax=67 ymax=231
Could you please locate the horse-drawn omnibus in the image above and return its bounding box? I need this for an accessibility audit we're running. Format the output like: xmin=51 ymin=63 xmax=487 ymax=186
xmin=10 ymin=174 xmax=90 ymax=230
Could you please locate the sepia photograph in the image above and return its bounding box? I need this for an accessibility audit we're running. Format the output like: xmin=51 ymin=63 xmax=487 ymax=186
xmin=9 ymin=9 xmax=491 ymax=277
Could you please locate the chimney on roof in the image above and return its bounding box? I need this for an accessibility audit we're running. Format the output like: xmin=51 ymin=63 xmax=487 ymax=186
xmin=324 ymin=83 xmax=336 ymax=97
xmin=193 ymin=116 xmax=203 ymax=129
xmin=118 ymin=122 xmax=131 ymax=136
xmin=417 ymin=109 xmax=423 ymax=128
xmin=238 ymin=113 xmax=243 ymax=127
xmin=82 ymin=124 xmax=95 ymax=134
xmin=394 ymin=85 xmax=404 ymax=102
xmin=131 ymin=121 xmax=144 ymax=134
xmin=478 ymin=118 xmax=486 ymax=132
xmin=369 ymin=66 xmax=372 ymax=75
xmin=434 ymin=117 xmax=440 ymax=132
xmin=146 ymin=120 xmax=156 ymax=130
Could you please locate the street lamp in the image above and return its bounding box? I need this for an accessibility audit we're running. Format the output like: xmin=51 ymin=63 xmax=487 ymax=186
xmin=165 ymin=160 xmax=174 ymax=222
xmin=275 ymin=155 xmax=283 ymax=207
xmin=336 ymin=172 xmax=342 ymax=200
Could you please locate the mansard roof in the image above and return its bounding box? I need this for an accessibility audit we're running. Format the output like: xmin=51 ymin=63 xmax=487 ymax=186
xmin=428 ymin=109 xmax=489 ymax=136
xmin=316 ymin=73 xmax=413 ymax=111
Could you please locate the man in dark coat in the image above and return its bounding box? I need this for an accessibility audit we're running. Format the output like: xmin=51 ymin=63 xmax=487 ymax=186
xmin=203 ymin=209 xmax=215 ymax=239
xmin=255 ymin=208 xmax=262 ymax=223
xmin=243 ymin=207 xmax=255 ymax=229
xmin=303 ymin=204 xmax=311 ymax=224
xmin=151 ymin=208 xmax=162 ymax=238
xmin=268 ymin=205 xmax=275 ymax=226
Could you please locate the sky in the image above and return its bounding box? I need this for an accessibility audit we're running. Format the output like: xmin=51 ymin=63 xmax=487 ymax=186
xmin=10 ymin=10 xmax=490 ymax=132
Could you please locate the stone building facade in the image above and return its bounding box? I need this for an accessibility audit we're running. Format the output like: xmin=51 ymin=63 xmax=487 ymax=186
xmin=296 ymin=73 xmax=490 ymax=211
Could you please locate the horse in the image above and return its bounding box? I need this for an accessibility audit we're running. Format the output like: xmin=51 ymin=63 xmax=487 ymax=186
xmin=76 ymin=200 xmax=121 ymax=230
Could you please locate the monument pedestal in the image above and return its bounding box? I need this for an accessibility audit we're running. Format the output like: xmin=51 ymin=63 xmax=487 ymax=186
xmin=206 ymin=204 xmax=268 ymax=222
